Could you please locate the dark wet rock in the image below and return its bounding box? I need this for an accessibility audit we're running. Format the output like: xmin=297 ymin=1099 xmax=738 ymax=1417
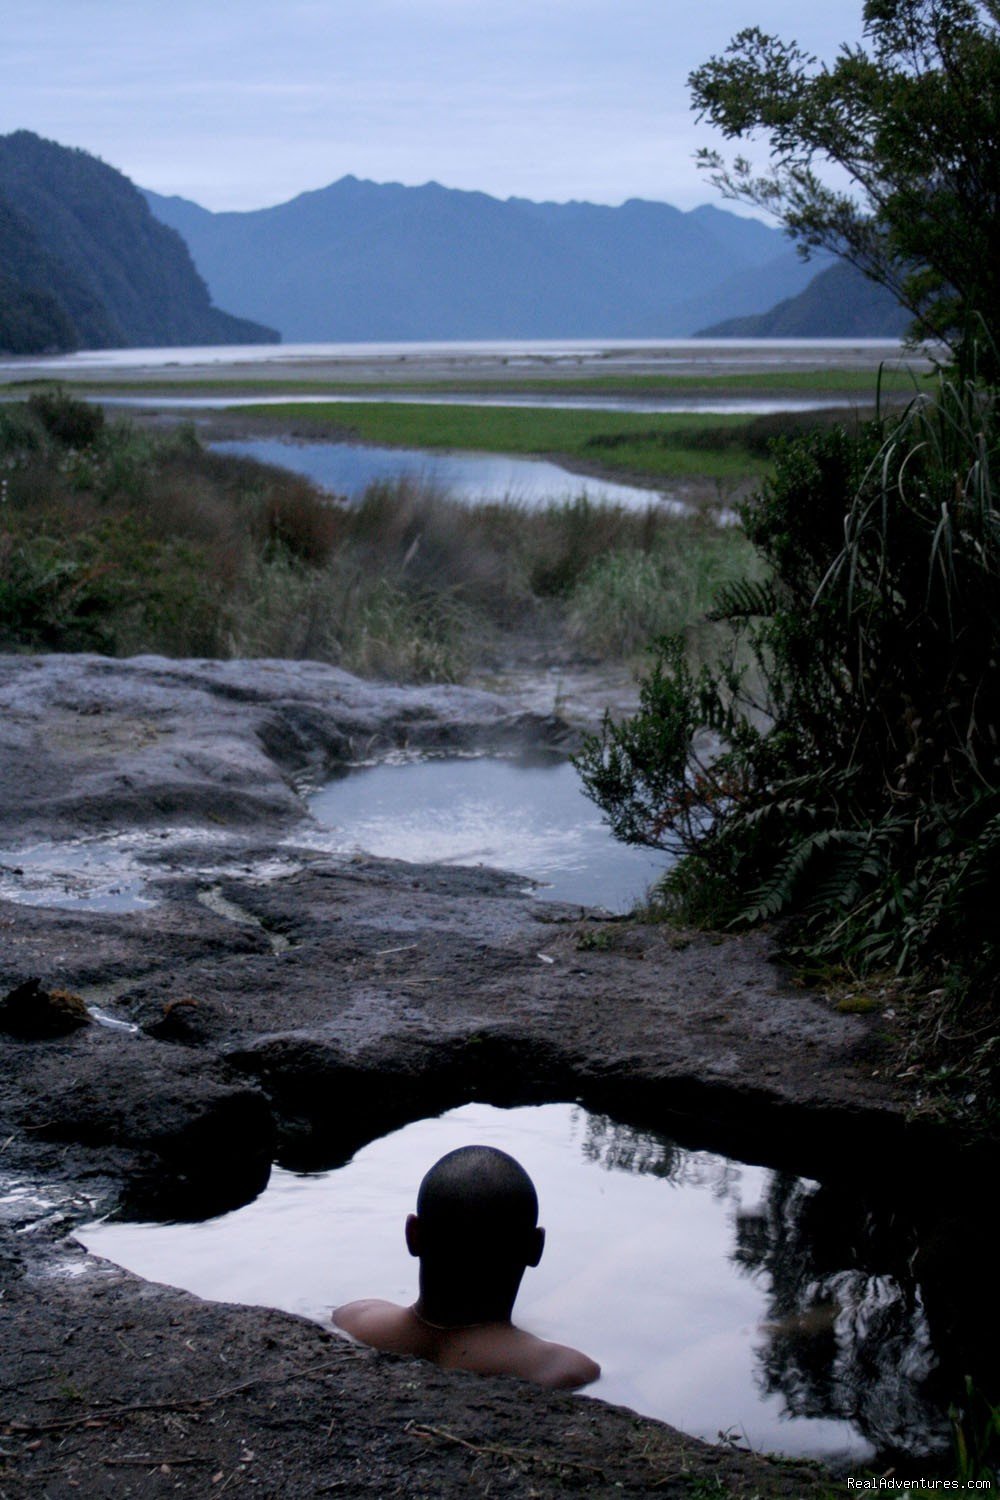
xmin=143 ymin=993 xmax=219 ymax=1045
xmin=0 ymin=977 xmax=91 ymax=1038
xmin=0 ymin=653 xmax=569 ymax=841
xmin=0 ymin=1251 xmax=831 ymax=1500
xmin=1 ymin=1030 xmax=274 ymax=1219
xmin=0 ymin=652 xmax=983 ymax=1494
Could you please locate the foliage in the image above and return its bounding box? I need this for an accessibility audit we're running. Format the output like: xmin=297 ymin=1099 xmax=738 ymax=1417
xmin=27 ymin=389 xmax=105 ymax=447
xmin=576 ymin=376 xmax=1000 ymax=1116
xmin=689 ymin=0 xmax=1000 ymax=370
xmin=0 ymin=397 xmax=749 ymax=679
xmin=951 ymin=1378 xmax=1000 ymax=1485
xmin=567 ymin=529 xmax=755 ymax=658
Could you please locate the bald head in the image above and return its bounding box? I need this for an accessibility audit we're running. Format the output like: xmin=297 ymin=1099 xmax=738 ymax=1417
xmin=406 ymin=1146 xmax=544 ymax=1323
xmin=416 ymin=1145 xmax=538 ymax=1244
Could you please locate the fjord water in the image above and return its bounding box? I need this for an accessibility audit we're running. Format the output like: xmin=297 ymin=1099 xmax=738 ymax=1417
xmin=79 ymin=1101 xmax=948 ymax=1464
xmin=0 ymin=336 xmax=910 ymax=377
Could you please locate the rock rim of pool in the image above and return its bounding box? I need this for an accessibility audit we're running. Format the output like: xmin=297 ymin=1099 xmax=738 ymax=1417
xmin=0 ymin=651 xmax=987 ymax=1496
xmin=0 ymin=652 xmax=573 ymax=842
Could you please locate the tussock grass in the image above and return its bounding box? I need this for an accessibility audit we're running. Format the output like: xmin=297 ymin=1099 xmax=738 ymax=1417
xmin=0 ymin=395 xmax=758 ymax=680
xmin=567 ymin=529 xmax=756 ymax=657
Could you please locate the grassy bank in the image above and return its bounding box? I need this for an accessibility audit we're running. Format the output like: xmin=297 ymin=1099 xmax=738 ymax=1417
xmin=0 ymin=393 xmax=755 ymax=680
xmin=228 ymin=399 xmax=872 ymax=486
xmin=3 ymin=367 xmax=928 ymax=398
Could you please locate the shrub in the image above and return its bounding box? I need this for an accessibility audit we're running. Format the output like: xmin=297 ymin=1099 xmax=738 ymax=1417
xmin=26 ymin=389 xmax=104 ymax=448
xmin=576 ymin=375 xmax=1000 ymax=1118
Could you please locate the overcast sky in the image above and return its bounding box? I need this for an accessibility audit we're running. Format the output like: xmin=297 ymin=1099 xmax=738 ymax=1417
xmin=3 ymin=1 xmax=863 ymax=213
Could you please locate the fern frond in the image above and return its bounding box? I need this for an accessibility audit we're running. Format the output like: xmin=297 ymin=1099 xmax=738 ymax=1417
xmin=708 ymin=577 xmax=776 ymax=622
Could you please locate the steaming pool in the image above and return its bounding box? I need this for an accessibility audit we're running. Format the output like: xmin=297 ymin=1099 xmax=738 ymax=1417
xmin=78 ymin=1101 xmax=951 ymax=1465
xmin=307 ymin=755 xmax=668 ymax=912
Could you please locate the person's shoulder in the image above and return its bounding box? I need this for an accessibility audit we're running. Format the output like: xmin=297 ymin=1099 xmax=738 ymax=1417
xmin=530 ymin=1337 xmax=601 ymax=1391
xmin=333 ymin=1299 xmax=421 ymax=1350
xmin=498 ymin=1328 xmax=599 ymax=1390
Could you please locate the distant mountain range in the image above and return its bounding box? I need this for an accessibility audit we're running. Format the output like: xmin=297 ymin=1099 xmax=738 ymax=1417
xmin=143 ymin=177 xmax=831 ymax=342
xmin=0 ymin=128 xmax=904 ymax=354
xmin=0 ymin=131 xmax=276 ymax=354
xmin=696 ymin=260 xmax=909 ymax=339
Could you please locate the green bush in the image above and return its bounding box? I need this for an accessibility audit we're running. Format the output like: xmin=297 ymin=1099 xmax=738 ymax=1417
xmin=26 ymin=389 xmax=104 ymax=448
xmin=576 ymin=376 xmax=1000 ymax=1119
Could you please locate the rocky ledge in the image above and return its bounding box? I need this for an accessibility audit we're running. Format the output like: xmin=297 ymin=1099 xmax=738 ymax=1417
xmin=0 ymin=654 xmax=971 ymax=1496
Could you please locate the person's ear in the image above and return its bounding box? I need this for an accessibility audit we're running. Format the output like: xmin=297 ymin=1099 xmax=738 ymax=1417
xmin=405 ymin=1213 xmax=421 ymax=1258
xmin=526 ymin=1226 xmax=545 ymax=1268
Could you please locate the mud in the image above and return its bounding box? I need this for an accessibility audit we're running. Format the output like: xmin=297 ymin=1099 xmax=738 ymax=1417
xmin=0 ymin=652 xmax=972 ymax=1496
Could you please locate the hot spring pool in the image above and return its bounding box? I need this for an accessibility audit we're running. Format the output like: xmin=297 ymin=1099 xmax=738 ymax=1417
xmin=78 ymin=1102 xmax=949 ymax=1464
xmin=307 ymin=756 xmax=669 ymax=912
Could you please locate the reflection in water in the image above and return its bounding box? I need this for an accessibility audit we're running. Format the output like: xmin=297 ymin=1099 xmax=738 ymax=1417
xmin=208 ymin=438 xmax=674 ymax=510
xmin=308 ymin=756 xmax=669 ymax=912
xmin=77 ymin=1103 xmax=962 ymax=1463
xmin=733 ymin=1175 xmax=946 ymax=1457
xmin=579 ymin=1112 xmax=742 ymax=1198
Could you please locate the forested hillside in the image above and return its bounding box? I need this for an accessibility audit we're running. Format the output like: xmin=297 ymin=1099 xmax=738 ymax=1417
xmin=697 ymin=261 xmax=909 ymax=338
xmin=0 ymin=132 xmax=277 ymax=352
xmin=0 ymin=195 xmax=117 ymax=353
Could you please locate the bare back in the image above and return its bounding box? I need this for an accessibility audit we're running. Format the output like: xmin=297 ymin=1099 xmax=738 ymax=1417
xmin=333 ymin=1300 xmax=600 ymax=1391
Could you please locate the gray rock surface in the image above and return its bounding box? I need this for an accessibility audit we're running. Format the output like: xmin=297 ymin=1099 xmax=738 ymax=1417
xmin=0 ymin=652 xmax=964 ymax=1495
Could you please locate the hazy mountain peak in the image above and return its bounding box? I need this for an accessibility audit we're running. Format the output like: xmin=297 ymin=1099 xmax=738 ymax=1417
xmin=141 ymin=170 xmax=829 ymax=342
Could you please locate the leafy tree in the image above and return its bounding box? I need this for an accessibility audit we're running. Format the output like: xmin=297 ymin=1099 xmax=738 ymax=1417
xmin=689 ymin=0 xmax=1000 ymax=371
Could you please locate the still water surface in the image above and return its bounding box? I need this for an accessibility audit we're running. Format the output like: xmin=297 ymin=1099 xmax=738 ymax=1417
xmin=308 ymin=757 xmax=668 ymax=911
xmin=103 ymin=390 xmax=846 ymax=415
xmin=210 ymin=437 xmax=670 ymax=509
xmin=78 ymin=1102 xmax=944 ymax=1463
xmin=0 ymin=336 xmax=909 ymax=375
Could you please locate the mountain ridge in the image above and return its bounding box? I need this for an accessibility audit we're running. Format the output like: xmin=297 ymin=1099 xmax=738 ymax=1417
xmin=696 ymin=260 xmax=909 ymax=339
xmin=143 ymin=176 xmax=825 ymax=342
xmin=0 ymin=131 xmax=278 ymax=353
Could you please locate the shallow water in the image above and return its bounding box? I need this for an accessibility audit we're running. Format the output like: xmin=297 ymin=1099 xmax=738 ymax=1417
xmin=102 ymin=390 xmax=848 ymax=416
xmin=0 ymin=839 xmax=154 ymax=912
xmin=209 ymin=437 xmax=672 ymax=509
xmin=78 ymin=1101 xmax=947 ymax=1462
xmin=308 ymin=756 xmax=668 ymax=912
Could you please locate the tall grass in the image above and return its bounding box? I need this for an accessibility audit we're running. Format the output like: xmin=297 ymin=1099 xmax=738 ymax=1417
xmin=0 ymin=396 xmax=758 ymax=681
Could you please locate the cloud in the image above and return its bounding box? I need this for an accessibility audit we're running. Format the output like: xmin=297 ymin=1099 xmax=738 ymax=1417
xmin=1 ymin=1 xmax=865 ymax=211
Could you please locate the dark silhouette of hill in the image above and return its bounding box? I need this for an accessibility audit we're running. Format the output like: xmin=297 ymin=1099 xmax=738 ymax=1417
xmin=144 ymin=177 xmax=824 ymax=341
xmin=0 ymin=132 xmax=277 ymax=353
xmin=0 ymin=195 xmax=117 ymax=353
xmin=696 ymin=260 xmax=909 ymax=338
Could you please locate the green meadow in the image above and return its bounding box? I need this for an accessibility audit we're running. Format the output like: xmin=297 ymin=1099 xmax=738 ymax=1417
xmin=229 ymin=399 xmax=825 ymax=483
